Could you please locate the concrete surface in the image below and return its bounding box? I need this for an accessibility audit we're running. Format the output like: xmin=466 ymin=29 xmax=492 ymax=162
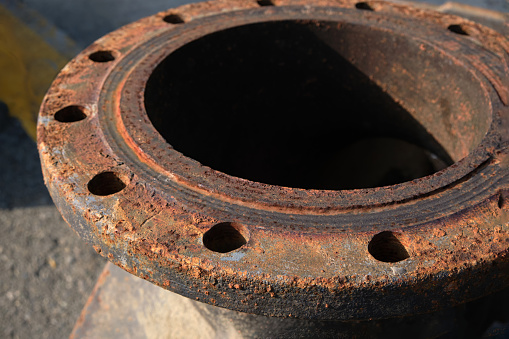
xmin=0 ymin=1 xmax=507 ymax=339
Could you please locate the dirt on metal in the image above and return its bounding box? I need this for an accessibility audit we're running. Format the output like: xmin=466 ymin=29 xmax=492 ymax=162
xmin=38 ymin=0 xmax=509 ymax=321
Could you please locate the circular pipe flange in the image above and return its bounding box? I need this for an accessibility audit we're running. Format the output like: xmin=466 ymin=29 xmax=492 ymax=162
xmin=38 ymin=0 xmax=509 ymax=320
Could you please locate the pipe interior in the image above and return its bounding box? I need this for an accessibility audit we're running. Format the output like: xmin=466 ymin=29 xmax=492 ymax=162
xmin=145 ymin=20 xmax=490 ymax=190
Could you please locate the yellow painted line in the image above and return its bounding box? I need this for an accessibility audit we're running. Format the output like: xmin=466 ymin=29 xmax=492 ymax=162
xmin=0 ymin=4 xmax=70 ymax=140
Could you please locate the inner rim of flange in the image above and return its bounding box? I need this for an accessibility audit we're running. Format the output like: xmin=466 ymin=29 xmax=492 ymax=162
xmin=144 ymin=20 xmax=490 ymax=190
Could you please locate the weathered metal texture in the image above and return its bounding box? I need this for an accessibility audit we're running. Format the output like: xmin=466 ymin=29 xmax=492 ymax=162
xmin=38 ymin=0 xmax=509 ymax=321
xmin=407 ymin=1 xmax=509 ymax=36
xmin=71 ymin=262 xmax=509 ymax=338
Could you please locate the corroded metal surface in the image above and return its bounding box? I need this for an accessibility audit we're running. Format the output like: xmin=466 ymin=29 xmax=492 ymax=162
xmin=38 ymin=0 xmax=509 ymax=321
xmin=71 ymin=262 xmax=509 ymax=338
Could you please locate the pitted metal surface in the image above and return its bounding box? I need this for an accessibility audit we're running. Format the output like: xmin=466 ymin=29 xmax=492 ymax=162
xmin=38 ymin=0 xmax=509 ymax=321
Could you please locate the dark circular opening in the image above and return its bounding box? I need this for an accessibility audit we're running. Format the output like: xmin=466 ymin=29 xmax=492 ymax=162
xmin=368 ymin=231 xmax=409 ymax=263
xmin=498 ymin=193 xmax=507 ymax=210
xmin=87 ymin=172 xmax=126 ymax=196
xmin=448 ymin=24 xmax=469 ymax=36
xmin=257 ymin=0 xmax=275 ymax=6
xmin=163 ymin=14 xmax=185 ymax=24
xmin=203 ymin=222 xmax=249 ymax=253
xmin=89 ymin=51 xmax=115 ymax=63
xmin=355 ymin=2 xmax=374 ymax=11
xmin=145 ymin=21 xmax=490 ymax=190
xmin=54 ymin=105 xmax=87 ymax=123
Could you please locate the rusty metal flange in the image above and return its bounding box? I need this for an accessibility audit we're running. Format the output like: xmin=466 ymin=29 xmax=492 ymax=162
xmin=38 ymin=0 xmax=509 ymax=321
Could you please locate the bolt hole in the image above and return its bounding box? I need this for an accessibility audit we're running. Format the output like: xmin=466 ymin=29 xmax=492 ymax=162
xmin=163 ymin=14 xmax=185 ymax=24
xmin=448 ymin=24 xmax=469 ymax=36
xmin=498 ymin=194 xmax=506 ymax=209
xmin=355 ymin=2 xmax=374 ymax=11
xmin=257 ymin=0 xmax=275 ymax=6
xmin=368 ymin=231 xmax=409 ymax=263
xmin=89 ymin=51 xmax=115 ymax=62
xmin=87 ymin=172 xmax=126 ymax=196
xmin=203 ymin=222 xmax=249 ymax=253
xmin=54 ymin=105 xmax=87 ymax=123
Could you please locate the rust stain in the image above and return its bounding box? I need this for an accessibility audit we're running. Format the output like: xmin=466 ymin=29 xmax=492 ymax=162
xmin=38 ymin=0 xmax=509 ymax=321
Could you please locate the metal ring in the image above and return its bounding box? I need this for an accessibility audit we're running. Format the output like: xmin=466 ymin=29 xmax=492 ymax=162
xmin=38 ymin=0 xmax=509 ymax=320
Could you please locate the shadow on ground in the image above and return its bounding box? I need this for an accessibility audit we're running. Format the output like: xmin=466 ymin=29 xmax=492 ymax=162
xmin=0 ymin=102 xmax=105 ymax=339
xmin=0 ymin=102 xmax=52 ymax=209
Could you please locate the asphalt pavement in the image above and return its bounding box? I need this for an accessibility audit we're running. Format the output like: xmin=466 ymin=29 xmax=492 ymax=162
xmin=0 ymin=104 xmax=106 ymax=339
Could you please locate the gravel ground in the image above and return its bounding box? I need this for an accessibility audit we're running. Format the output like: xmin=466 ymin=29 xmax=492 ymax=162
xmin=0 ymin=207 xmax=105 ymax=339
xmin=0 ymin=107 xmax=106 ymax=339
